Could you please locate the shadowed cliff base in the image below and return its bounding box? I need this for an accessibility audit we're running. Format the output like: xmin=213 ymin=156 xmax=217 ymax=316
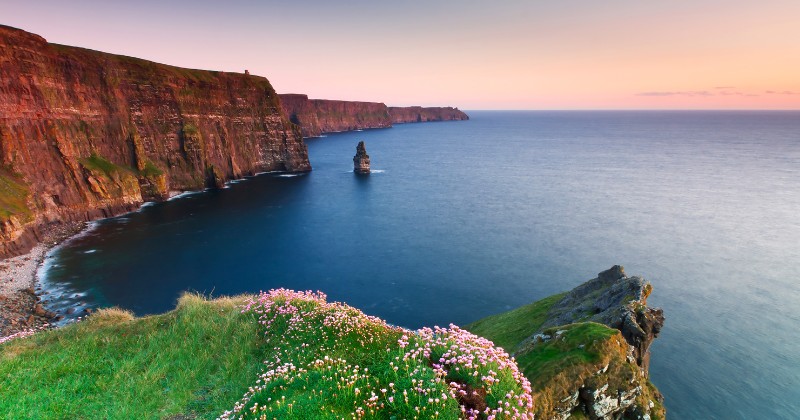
xmin=0 ymin=25 xmax=311 ymax=259
xmin=278 ymin=93 xmax=469 ymax=138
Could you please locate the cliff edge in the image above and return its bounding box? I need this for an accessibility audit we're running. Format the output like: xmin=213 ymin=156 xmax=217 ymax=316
xmin=279 ymin=94 xmax=469 ymax=138
xmin=0 ymin=25 xmax=310 ymax=258
xmin=467 ymin=266 xmax=666 ymax=420
xmin=388 ymin=106 xmax=469 ymax=123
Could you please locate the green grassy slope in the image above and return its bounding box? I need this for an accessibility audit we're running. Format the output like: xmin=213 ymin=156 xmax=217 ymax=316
xmin=464 ymin=293 xmax=565 ymax=353
xmin=465 ymin=293 xmax=665 ymax=420
xmin=0 ymin=294 xmax=267 ymax=419
xmin=1 ymin=291 xmax=534 ymax=420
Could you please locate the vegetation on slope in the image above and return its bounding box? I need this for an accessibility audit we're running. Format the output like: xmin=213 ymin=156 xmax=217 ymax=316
xmin=1 ymin=291 xmax=534 ymax=420
xmin=0 ymin=170 xmax=31 ymax=222
xmin=466 ymin=291 xmax=665 ymax=420
xmin=0 ymin=294 xmax=267 ymax=419
xmin=464 ymin=293 xmax=565 ymax=353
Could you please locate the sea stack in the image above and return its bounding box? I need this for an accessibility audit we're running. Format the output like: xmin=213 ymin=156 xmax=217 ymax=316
xmin=353 ymin=141 xmax=371 ymax=173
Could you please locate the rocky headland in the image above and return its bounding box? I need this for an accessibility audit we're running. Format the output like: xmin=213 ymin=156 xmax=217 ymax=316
xmin=388 ymin=106 xmax=469 ymax=124
xmin=278 ymin=94 xmax=393 ymax=138
xmin=466 ymin=266 xmax=666 ymax=420
xmin=279 ymin=93 xmax=469 ymax=138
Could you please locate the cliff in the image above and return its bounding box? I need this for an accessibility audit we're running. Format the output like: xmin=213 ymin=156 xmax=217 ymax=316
xmin=279 ymin=94 xmax=469 ymax=138
xmin=0 ymin=25 xmax=310 ymax=259
xmin=466 ymin=266 xmax=666 ymax=420
xmin=388 ymin=106 xmax=469 ymax=123
xmin=278 ymin=94 xmax=392 ymax=137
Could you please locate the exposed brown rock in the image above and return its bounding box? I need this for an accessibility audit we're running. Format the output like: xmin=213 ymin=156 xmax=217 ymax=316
xmin=534 ymin=265 xmax=665 ymax=374
xmin=0 ymin=25 xmax=311 ymax=259
xmin=278 ymin=94 xmax=469 ymax=138
xmin=388 ymin=106 xmax=469 ymax=123
xmin=279 ymin=94 xmax=392 ymax=137
xmin=353 ymin=142 xmax=370 ymax=174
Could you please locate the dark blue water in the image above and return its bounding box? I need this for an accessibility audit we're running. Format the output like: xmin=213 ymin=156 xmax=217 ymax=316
xmin=40 ymin=111 xmax=800 ymax=419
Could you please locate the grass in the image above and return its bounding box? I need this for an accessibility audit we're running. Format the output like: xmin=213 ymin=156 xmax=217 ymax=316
xmin=464 ymin=293 xmax=663 ymax=420
xmin=514 ymin=323 xmax=634 ymax=419
xmin=81 ymin=153 xmax=120 ymax=178
xmin=464 ymin=293 xmax=565 ymax=353
xmin=0 ymin=170 xmax=31 ymax=222
xmin=514 ymin=323 xmax=621 ymax=387
xmin=140 ymin=160 xmax=165 ymax=177
xmin=182 ymin=123 xmax=200 ymax=136
xmin=1 ymin=290 xmax=535 ymax=420
xmin=0 ymin=294 xmax=267 ymax=419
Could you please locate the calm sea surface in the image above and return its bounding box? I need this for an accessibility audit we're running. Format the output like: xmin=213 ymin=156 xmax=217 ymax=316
xmin=40 ymin=111 xmax=800 ymax=419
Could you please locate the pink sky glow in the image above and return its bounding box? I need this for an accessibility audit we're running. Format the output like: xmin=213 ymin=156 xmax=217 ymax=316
xmin=3 ymin=0 xmax=798 ymax=110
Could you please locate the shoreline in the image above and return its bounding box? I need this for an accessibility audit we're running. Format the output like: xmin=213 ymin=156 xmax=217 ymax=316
xmin=0 ymin=177 xmax=300 ymax=339
xmin=0 ymin=222 xmax=87 ymax=338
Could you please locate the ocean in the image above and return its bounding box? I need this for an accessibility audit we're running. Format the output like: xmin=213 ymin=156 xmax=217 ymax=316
xmin=39 ymin=111 xmax=800 ymax=419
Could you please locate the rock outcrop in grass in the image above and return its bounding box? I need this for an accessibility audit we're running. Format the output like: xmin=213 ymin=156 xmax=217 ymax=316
xmin=466 ymin=266 xmax=666 ymax=420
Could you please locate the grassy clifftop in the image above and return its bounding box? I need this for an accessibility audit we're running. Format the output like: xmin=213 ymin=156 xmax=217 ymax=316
xmin=1 ymin=291 xmax=533 ymax=420
xmin=466 ymin=267 xmax=666 ymax=420
xmin=0 ymin=268 xmax=665 ymax=420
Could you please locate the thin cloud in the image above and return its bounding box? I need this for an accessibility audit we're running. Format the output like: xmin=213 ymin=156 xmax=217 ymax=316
xmin=715 ymin=86 xmax=735 ymax=89
xmin=635 ymin=91 xmax=714 ymax=97
xmin=780 ymin=91 xmax=795 ymax=95
xmin=636 ymin=92 xmax=679 ymax=96
xmin=765 ymin=91 xmax=775 ymax=93
xmin=745 ymin=94 xmax=759 ymax=97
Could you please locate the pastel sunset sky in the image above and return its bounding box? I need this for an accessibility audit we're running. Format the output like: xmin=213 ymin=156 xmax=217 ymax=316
xmin=4 ymin=0 xmax=799 ymax=109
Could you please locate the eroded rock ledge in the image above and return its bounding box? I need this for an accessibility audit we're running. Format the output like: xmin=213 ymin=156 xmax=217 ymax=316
xmin=466 ymin=266 xmax=666 ymax=420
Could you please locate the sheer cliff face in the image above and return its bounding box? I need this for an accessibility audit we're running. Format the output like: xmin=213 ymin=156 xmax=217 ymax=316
xmin=388 ymin=106 xmax=468 ymax=123
xmin=0 ymin=25 xmax=310 ymax=258
xmin=279 ymin=94 xmax=392 ymax=137
xmin=278 ymin=94 xmax=469 ymax=138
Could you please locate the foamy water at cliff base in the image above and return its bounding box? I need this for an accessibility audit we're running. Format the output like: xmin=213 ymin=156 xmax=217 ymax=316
xmin=40 ymin=111 xmax=800 ymax=419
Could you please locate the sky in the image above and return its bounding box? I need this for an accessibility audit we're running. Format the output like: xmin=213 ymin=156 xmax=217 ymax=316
xmin=3 ymin=0 xmax=799 ymax=109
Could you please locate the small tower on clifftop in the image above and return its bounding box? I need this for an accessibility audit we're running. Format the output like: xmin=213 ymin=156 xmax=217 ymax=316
xmin=353 ymin=141 xmax=370 ymax=173
xmin=244 ymin=70 xmax=250 ymax=75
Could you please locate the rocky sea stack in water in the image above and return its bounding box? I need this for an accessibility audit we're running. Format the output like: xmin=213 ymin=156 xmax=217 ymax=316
xmin=353 ymin=141 xmax=370 ymax=173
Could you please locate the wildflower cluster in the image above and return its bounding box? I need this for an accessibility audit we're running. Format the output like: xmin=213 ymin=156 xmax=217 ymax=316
xmin=219 ymin=288 xmax=534 ymax=420
xmin=0 ymin=324 xmax=50 ymax=345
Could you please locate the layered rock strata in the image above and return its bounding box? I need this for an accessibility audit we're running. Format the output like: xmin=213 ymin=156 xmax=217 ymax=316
xmin=278 ymin=94 xmax=392 ymax=138
xmin=0 ymin=25 xmax=310 ymax=258
xmin=388 ymin=106 xmax=469 ymax=123
xmin=278 ymin=94 xmax=469 ymax=138
xmin=353 ymin=141 xmax=370 ymax=173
